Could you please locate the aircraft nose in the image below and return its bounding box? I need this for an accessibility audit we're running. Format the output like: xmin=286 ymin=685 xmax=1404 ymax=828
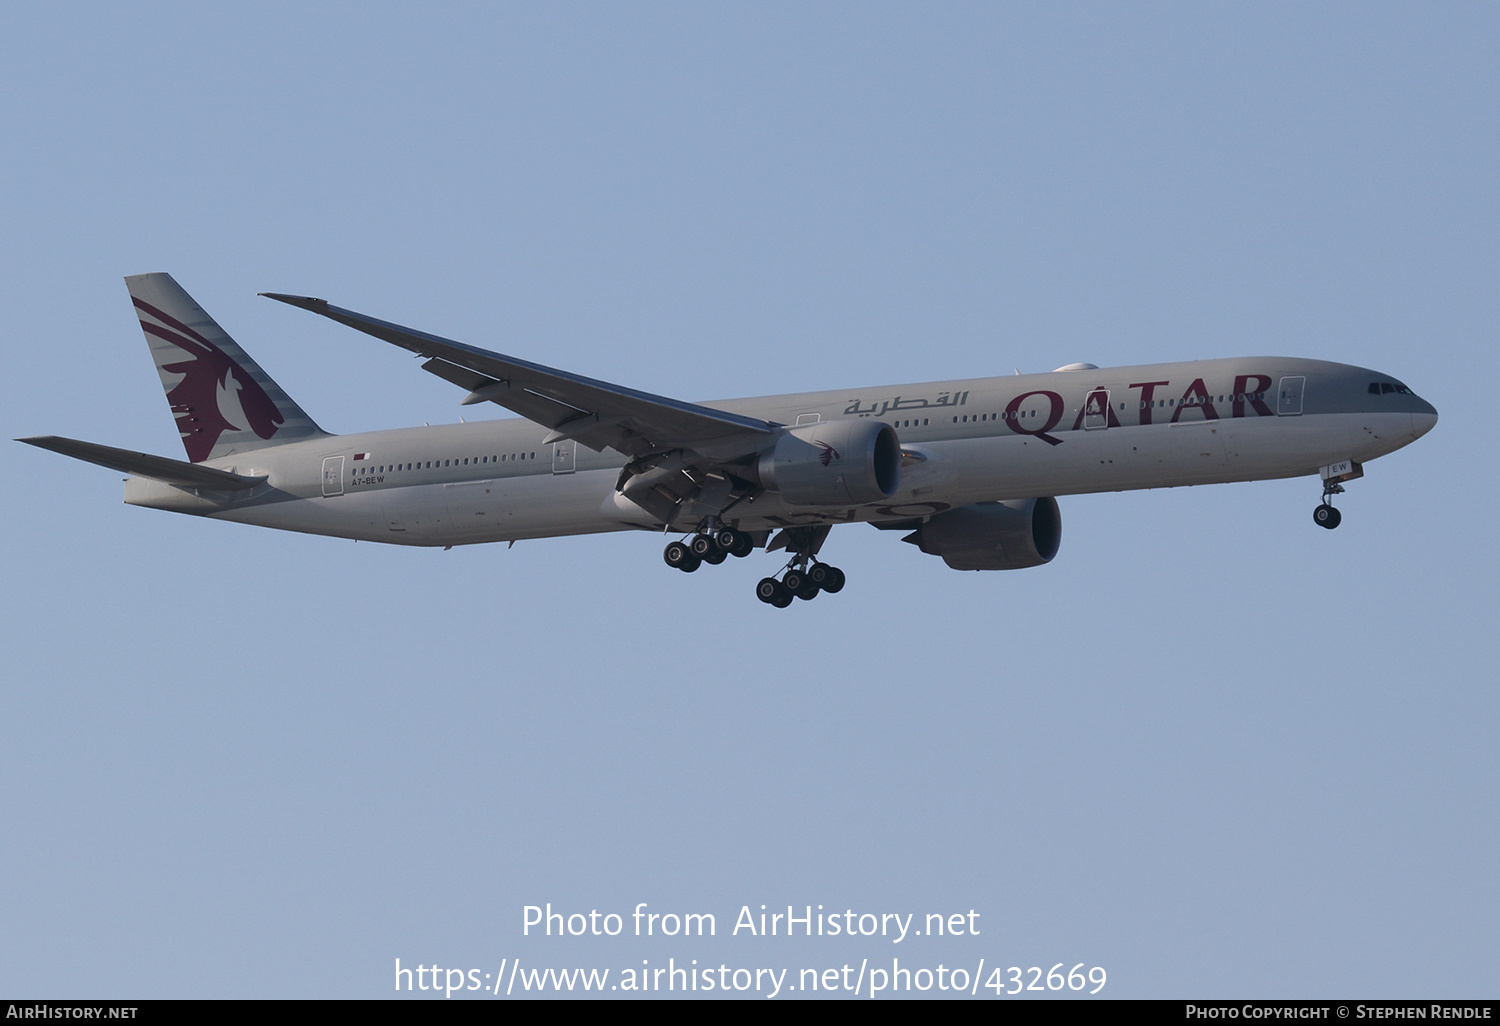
xmin=1411 ymin=397 xmax=1438 ymax=440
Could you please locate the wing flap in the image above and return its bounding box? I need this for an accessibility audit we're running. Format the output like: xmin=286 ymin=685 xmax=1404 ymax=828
xmin=421 ymin=359 xmax=593 ymax=428
xmin=17 ymin=436 xmax=265 ymax=490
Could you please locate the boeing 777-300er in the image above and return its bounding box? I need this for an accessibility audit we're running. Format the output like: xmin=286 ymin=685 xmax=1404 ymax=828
xmin=20 ymin=274 xmax=1438 ymax=607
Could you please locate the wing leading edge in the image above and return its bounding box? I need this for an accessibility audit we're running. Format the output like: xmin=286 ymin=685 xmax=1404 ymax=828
xmin=259 ymin=293 xmax=776 ymax=460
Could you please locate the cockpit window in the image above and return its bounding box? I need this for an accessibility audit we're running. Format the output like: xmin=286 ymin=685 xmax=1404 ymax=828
xmin=1369 ymin=381 xmax=1416 ymax=396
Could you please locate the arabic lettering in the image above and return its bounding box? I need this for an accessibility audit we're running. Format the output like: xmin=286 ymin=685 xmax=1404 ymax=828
xmin=842 ymin=391 xmax=969 ymax=417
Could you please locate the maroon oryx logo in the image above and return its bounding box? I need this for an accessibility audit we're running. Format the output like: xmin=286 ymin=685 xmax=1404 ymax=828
xmin=133 ymin=297 xmax=283 ymax=462
xmin=816 ymin=441 xmax=841 ymax=467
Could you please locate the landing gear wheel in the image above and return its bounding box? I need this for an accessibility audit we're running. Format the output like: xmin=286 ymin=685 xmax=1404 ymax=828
xmin=1314 ymin=504 xmax=1342 ymax=530
xmin=663 ymin=540 xmax=697 ymax=570
xmin=729 ymin=533 xmax=755 ymax=558
xmin=756 ymin=577 xmax=791 ymax=607
xmin=703 ymin=548 xmax=727 ymax=565
xmin=793 ymin=575 xmax=821 ymax=601
xmin=714 ymin=528 xmax=739 ymax=552
xmin=806 ymin=563 xmax=830 ymax=588
xmin=821 ymin=566 xmax=846 ymax=593
xmin=782 ymin=569 xmax=806 ymax=594
xmin=689 ymin=534 xmax=717 ymax=558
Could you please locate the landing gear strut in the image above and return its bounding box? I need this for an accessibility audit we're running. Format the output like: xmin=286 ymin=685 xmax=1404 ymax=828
xmin=755 ymin=526 xmax=846 ymax=607
xmin=1313 ymin=460 xmax=1362 ymax=530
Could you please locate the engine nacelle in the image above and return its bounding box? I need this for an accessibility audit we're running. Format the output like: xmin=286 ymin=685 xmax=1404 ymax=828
xmin=904 ymin=498 xmax=1062 ymax=570
xmin=757 ymin=420 xmax=901 ymax=506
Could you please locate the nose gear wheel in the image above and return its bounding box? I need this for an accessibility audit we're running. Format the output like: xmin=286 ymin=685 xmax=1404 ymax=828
xmin=1314 ymin=478 xmax=1346 ymax=530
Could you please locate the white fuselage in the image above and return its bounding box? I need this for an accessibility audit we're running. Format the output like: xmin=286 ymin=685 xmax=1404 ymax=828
xmin=124 ymin=356 xmax=1437 ymax=547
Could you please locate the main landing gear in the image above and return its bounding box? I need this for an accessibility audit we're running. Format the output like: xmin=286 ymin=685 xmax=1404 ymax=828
xmin=662 ymin=525 xmax=755 ymax=573
xmin=754 ymin=524 xmax=845 ymax=608
xmin=755 ymin=560 xmax=846 ymax=608
xmin=662 ymin=521 xmax=849 ymax=607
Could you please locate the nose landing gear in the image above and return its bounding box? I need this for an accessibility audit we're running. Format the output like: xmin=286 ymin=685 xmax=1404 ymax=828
xmin=1313 ymin=459 xmax=1362 ymax=530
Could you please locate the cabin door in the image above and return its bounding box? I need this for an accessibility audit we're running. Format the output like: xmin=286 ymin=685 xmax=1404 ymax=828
xmin=1083 ymin=388 xmax=1113 ymax=430
xmin=1277 ymin=376 xmax=1305 ymax=416
xmin=321 ymin=456 xmax=344 ymax=497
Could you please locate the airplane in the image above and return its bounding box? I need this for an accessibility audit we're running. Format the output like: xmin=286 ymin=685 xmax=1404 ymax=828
xmin=19 ymin=273 xmax=1438 ymax=607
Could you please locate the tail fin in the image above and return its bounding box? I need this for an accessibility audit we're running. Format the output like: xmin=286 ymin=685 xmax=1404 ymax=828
xmin=125 ymin=273 xmax=326 ymax=463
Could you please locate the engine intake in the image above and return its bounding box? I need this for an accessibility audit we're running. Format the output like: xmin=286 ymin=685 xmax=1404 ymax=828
xmin=904 ymin=498 xmax=1062 ymax=570
xmin=757 ymin=420 xmax=901 ymax=506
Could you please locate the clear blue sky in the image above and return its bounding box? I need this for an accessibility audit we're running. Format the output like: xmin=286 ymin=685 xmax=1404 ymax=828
xmin=2 ymin=2 xmax=1495 ymax=999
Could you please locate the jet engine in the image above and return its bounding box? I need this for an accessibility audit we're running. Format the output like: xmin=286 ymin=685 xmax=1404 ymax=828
xmin=903 ymin=498 xmax=1062 ymax=570
xmin=757 ymin=420 xmax=901 ymax=506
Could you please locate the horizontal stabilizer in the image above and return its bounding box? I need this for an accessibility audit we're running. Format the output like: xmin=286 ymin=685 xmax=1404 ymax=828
xmin=17 ymin=436 xmax=265 ymax=490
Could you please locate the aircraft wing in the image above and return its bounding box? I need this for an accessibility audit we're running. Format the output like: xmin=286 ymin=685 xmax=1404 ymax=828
xmin=17 ymin=436 xmax=265 ymax=490
xmin=261 ymin=293 xmax=776 ymax=459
